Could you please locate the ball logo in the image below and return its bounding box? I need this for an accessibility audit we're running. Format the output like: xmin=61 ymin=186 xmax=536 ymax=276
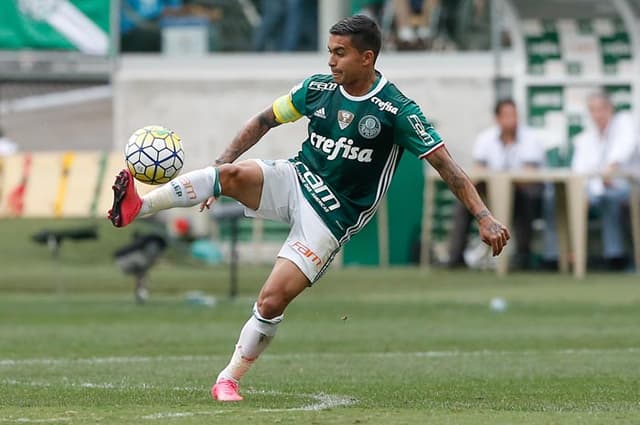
xmin=358 ymin=115 xmax=381 ymax=139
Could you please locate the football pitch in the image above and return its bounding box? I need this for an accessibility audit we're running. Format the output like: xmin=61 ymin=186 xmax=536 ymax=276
xmin=1 ymin=219 xmax=639 ymax=424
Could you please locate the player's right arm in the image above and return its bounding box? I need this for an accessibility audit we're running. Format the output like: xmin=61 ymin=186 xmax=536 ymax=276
xmin=200 ymin=80 xmax=309 ymax=211
xmin=213 ymin=78 xmax=310 ymax=166
xmin=427 ymin=147 xmax=510 ymax=256
xmin=213 ymin=106 xmax=281 ymax=166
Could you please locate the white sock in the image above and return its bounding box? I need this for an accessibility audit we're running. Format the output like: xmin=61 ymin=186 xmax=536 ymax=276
xmin=139 ymin=166 xmax=221 ymax=216
xmin=217 ymin=303 xmax=283 ymax=383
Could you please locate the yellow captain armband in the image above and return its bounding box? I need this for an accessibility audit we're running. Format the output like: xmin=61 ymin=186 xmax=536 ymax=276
xmin=272 ymin=94 xmax=303 ymax=123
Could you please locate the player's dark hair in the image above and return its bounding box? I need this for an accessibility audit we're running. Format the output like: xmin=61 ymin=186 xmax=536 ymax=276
xmin=494 ymin=98 xmax=516 ymax=116
xmin=330 ymin=15 xmax=381 ymax=62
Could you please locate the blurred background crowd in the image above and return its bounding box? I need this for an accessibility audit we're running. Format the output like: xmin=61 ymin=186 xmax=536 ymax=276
xmin=116 ymin=0 xmax=495 ymax=54
xmin=1 ymin=0 xmax=639 ymax=276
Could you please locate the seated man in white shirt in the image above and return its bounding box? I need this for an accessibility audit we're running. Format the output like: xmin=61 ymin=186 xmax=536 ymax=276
xmin=448 ymin=99 xmax=545 ymax=269
xmin=543 ymin=91 xmax=638 ymax=270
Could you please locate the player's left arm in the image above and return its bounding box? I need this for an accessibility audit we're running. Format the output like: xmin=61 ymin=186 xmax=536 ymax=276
xmin=396 ymin=104 xmax=510 ymax=255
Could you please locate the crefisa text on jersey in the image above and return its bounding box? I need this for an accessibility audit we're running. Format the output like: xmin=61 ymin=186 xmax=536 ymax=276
xmin=309 ymin=132 xmax=373 ymax=162
xmin=371 ymin=97 xmax=398 ymax=115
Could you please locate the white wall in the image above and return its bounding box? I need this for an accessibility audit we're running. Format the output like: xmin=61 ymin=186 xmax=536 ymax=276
xmin=114 ymin=53 xmax=503 ymax=170
xmin=2 ymin=95 xmax=112 ymax=152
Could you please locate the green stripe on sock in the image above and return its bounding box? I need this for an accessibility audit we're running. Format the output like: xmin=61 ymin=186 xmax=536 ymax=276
xmin=213 ymin=167 xmax=222 ymax=198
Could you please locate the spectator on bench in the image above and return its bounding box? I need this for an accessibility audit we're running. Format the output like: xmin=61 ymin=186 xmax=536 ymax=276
xmin=447 ymin=99 xmax=545 ymax=269
xmin=543 ymin=92 xmax=640 ymax=270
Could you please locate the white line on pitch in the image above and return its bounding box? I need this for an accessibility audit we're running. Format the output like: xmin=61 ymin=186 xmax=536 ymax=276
xmin=140 ymin=411 xmax=227 ymax=420
xmin=0 ymin=379 xmax=357 ymax=415
xmin=0 ymin=418 xmax=71 ymax=423
xmin=139 ymin=390 xmax=356 ymax=419
xmin=249 ymin=390 xmax=356 ymax=412
xmin=1 ymin=347 xmax=639 ymax=367
xmin=0 ymin=380 xmax=187 ymax=391
xmin=0 ymin=355 xmax=216 ymax=367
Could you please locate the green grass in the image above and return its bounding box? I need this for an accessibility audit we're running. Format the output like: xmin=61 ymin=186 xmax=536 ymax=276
xmin=1 ymin=219 xmax=639 ymax=424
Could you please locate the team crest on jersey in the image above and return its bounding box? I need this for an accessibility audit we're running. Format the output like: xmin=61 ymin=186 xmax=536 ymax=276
xmin=337 ymin=110 xmax=354 ymax=130
xmin=358 ymin=115 xmax=381 ymax=139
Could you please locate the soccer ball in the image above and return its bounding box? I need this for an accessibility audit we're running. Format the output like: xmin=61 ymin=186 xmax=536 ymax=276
xmin=125 ymin=125 xmax=184 ymax=185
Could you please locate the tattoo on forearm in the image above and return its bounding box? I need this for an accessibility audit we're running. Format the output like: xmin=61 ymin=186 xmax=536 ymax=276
xmin=258 ymin=110 xmax=280 ymax=129
xmin=475 ymin=209 xmax=490 ymax=221
xmin=439 ymin=161 xmax=474 ymax=202
xmin=433 ymin=153 xmax=490 ymax=221
xmin=216 ymin=110 xmax=278 ymax=164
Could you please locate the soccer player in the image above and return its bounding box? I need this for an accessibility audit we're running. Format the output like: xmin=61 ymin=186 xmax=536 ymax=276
xmin=108 ymin=15 xmax=510 ymax=401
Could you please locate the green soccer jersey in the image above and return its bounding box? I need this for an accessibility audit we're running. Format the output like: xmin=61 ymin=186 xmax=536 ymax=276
xmin=273 ymin=72 xmax=443 ymax=244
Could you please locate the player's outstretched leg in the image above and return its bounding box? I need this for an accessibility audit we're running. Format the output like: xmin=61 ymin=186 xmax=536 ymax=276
xmin=108 ymin=169 xmax=142 ymax=227
xmin=108 ymin=166 xmax=222 ymax=228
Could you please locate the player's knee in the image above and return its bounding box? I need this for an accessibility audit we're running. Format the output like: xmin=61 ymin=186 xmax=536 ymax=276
xmin=217 ymin=164 xmax=242 ymax=192
xmin=256 ymin=294 xmax=287 ymax=319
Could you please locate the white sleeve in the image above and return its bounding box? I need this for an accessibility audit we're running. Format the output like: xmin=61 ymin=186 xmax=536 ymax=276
xmin=472 ymin=129 xmax=491 ymax=164
xmin=606 ymin=113 xmax=637 ymax=166
xmin=519 ymin=130 xmax=545 ymax=165
xmin=571 ymin=134 xmax=590 ymax=173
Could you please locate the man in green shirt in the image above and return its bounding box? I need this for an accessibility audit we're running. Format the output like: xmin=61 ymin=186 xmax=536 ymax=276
xmin=108 ymin=14 xmax=510 ymax=401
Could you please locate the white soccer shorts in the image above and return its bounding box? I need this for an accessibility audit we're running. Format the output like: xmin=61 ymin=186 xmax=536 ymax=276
xmin=245 ymin=159 xmax=340 ymax=284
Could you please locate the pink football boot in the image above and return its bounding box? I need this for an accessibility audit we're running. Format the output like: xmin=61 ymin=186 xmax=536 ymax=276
xmin=211 ymin=379 xmax=243 ymax=402
xmin=108 ymin=169 xmax=142 ymax=227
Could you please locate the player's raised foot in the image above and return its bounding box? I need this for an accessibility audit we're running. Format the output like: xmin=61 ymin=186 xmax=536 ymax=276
xmin=108 ymin=169 xmax=142 ymax=228
xmin=211 ymin=379 xmax=243 ymax=402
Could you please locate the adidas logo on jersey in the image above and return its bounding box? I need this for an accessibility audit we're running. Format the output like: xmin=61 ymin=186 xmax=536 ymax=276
xmin=313 ymin=108 xmax=326 ymax=119
xmin=309 ymin=132 xmax=373 ymax=163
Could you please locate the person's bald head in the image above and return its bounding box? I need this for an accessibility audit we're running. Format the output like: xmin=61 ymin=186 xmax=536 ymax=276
xmin=587 ymin=91 xmax=614 ymax=132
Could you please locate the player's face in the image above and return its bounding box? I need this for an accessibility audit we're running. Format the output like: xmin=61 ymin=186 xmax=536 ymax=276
xmin=327 ymin=35 xmax=372 ymax=85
